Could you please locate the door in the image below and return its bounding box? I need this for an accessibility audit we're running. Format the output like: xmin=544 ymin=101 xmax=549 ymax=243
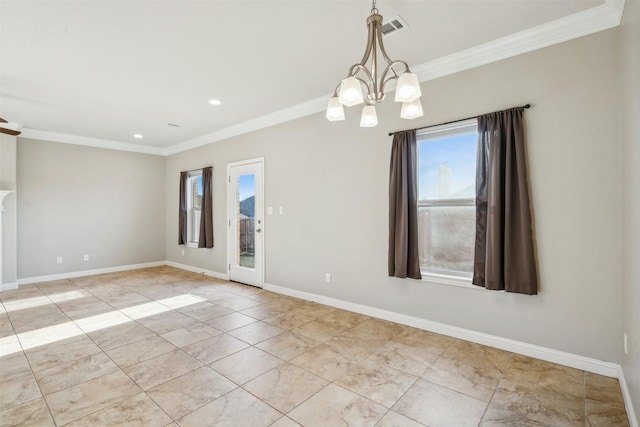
xmin=227 ymin=158 xmax=264 ymax=287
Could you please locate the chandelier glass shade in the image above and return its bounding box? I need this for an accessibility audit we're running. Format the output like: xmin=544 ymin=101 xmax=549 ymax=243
xmin=400 ymin=98 xmax=424 ymax=119
xmin=326 ymin=97 xmax=345 ymax=121
xmin=360 ymin=105 xmax=378 ymax=127
xmin=327 ymin=0 xmax=423 ymax=127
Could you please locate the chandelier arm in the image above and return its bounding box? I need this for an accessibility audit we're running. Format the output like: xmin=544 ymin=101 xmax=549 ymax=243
xmin=368 ymin=13 xmax=388 ymax=97
xmin=332 ymin=83 xmax=342 ymax=98
xmin=380 ymin=75 xmax=398 ymax=95
xmin=380 ymin=60 xmax=412 ymax=93
xmin=374 ymin=18 xmax=395 ymax=67
xmin=348 ymin=64 xmax=375 ymax=97
xmin=356 ymin=15 xmax=376 ymax=68
xmin=353 ymin=74 xmax=375 ymax=100
xmin=348 ymin=63 xmax=374 ymax=81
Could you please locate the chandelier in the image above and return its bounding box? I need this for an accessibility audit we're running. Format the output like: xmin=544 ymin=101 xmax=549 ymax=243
xmin=326 ymin=0 xmax=423 ymax=127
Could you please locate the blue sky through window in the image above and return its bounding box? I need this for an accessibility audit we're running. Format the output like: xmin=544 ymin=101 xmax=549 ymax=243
xmin=196 ymin=175 xmax=203 ymax=196
xmin=238 ymin=174 xmax=255 ymax=202
xmin=418 ymin=132 xmax=477 ymax=200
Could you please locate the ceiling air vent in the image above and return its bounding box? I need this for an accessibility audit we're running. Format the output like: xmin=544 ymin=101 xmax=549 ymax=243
xmin=382 ymin=16 xmax=408 ymax=36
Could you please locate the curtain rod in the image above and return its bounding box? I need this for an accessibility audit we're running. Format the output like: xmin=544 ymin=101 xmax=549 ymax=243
xmin=181 ymin=166 xmax=212 ymax=174
xmin=388 ymin=104 xmax=531 ymax=136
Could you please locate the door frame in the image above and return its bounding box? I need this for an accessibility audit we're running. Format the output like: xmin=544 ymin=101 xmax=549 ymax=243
xmin=226 ymin=157 xmax=265 ymax=288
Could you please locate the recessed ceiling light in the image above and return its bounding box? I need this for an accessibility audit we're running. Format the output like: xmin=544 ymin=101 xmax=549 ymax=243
xmin=133 ymin=133 xmax=143 ymax=139
xmin=209 ymin=99 xmax=221 ymax=106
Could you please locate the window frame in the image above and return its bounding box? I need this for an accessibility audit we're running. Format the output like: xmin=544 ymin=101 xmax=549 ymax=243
xmin=416 ymin=119 xmax=478 ymax=287
xmin=186 ymin=170 xmax=203 ymax=247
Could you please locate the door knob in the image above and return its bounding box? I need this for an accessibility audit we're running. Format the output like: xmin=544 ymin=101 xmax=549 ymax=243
xmin=256 ymin=228 xmax=262 ymax=233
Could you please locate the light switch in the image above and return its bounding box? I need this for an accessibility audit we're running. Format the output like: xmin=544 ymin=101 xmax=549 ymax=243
xmin=279 ymin=206 xmax=284 ymax=215
xmin=267 ymin=206 xmax=273 ymax=215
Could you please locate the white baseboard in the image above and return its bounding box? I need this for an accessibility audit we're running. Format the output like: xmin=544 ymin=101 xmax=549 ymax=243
xmin=618 ymin=367 xmax=639 ymax=427
xmin=263 ymin=282 xmax=621 ymax=378
xmin=15 ymin=260 xmax=227 ymax=287
xmin=164 ymin=261 xmax=228 ymax=281
xmin=17 ymin=261 xmax=166 ymax=285
xmin=0 ymin=281 xmax=18 ymax=292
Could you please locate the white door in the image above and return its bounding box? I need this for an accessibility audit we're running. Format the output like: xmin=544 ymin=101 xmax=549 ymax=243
xmin=227 ymin=158 xmax=264 ymax=287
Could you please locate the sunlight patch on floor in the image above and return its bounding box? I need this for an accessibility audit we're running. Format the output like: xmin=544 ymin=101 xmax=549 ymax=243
xmin=2 ymin=290 xmax=87 ymax=313
xmin=1 ymin=293 xmax=205 ymax=357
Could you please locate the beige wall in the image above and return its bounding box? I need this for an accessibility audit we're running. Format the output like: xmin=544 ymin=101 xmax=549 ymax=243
xmin=0 ymin=134 xmax=17 ymax=285
xmin=166 ymin=29 xmax=622 ymax=363
xmin=17 ymin=139 xmax=166 ymax=278
xmin=620 ymin=0 xmax=640 ymax=417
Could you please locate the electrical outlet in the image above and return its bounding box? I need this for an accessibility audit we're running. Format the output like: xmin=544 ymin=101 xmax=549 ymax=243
xmin=83 ymin=254 xmax=89 ymax=261
xmin=56 ymin=257 xmax=62 ymax=264
xmin=325 ymin=273 xmax=331 ymax=284
xmin=181 ymin=249 xmax=185 ymax=256
xmin=624 ymin=333 xmax=628 ymax=354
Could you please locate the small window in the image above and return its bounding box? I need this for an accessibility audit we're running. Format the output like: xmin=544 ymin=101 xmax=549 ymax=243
xmin=187 ymin=171 xmax=203 ymax=245
xmin=417 ymin=119 xmax=477 ymax=280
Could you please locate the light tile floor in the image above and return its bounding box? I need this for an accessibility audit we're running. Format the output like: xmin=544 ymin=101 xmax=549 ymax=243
xmin=0 ymin=266 xmax=630 ymax=426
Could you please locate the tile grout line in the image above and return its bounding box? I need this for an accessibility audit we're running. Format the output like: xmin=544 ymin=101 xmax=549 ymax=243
xmin=477 ymin=360 xmax=507 ymax=425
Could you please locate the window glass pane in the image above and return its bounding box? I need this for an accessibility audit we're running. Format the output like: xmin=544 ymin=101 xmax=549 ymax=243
xmin=417 ymin=122 xmax=477 ymax=278
xmin=418 ymin=205 xmax=475 ymax=274
xmin=418 ymin=132 xmax=476 ymax=201
xmin=191 ymin=210 xmax=201 ymax=243
xmin=237 ymin=174 xmax=255 ymax=269
xmin=188 ymin=174 xmax=203 ymax=244
xmin=192 ymin=175 xmax=203 ymax=209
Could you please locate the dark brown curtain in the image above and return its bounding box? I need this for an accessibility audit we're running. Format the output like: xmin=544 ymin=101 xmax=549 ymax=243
xmin=198 ymin=166 xmax=214 ymax=248
xmin=473 ymin=107 xmax=537 ymax=294
xmin=178 ymin=171 xmax=188 ymax=245
xmin=388 ymin=130 xmax=422 ymax=279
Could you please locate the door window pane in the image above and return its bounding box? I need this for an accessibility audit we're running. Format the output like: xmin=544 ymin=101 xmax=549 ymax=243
xmin=237 ymin=174 xmax=255 ymax=269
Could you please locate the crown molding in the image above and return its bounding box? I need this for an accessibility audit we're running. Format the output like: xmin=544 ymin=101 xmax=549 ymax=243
xmin=165 ymin=95 xmax=327 ymax=156
xmin=412 ymin=0 xmax=625 ymax=82
xmin=19 ymin=129 xmax=166 ymax=156
xmin=21 ymin=0 xmax=625 ymax=156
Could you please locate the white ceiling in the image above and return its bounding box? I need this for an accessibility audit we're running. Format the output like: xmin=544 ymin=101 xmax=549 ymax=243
xmin=0 ymin=0 xmax=622 ymax=155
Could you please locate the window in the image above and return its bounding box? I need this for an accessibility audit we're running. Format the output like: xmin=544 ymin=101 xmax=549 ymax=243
xmin=417 ymin=119 xmax=477 ymax=280
xmin=186 ymin=171 xmax=203 ymax=245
